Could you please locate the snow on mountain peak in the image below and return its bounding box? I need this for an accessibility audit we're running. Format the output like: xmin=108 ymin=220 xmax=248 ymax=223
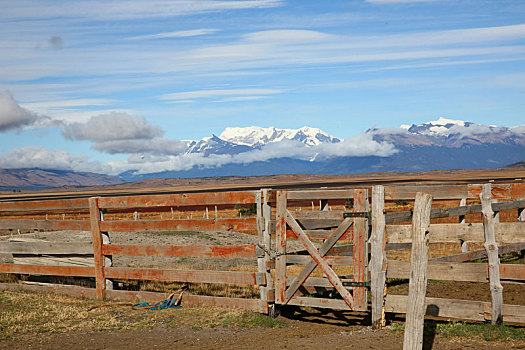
xmin=428 ymin=117 xmax=465 ymax=127
xmin=404 ymin=117 xmax=470 ymax=136
xmin=218 ymin=126 xmax=339 ymax=147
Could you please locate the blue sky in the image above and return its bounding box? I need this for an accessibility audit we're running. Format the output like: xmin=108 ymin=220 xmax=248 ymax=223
xmin=0 ymin=0 xmax=524 ymax=175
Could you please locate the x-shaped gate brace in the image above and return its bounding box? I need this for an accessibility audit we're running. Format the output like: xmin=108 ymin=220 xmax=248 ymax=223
xmin=284 ymin=211 xmax=355 ymax=308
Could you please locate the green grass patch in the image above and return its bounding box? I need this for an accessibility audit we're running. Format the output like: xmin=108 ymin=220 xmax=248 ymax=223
xmin=438 ymin=322 xmax=525 ymax=341
xmin=390 ymin=321 xmax=525 ymax=341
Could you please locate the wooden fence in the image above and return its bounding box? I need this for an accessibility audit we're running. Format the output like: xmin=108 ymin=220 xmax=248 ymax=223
xmin=0 ymin=190 xmax=269 ymax=313
xmin=0 ymin=182 xmax=524 ymax=325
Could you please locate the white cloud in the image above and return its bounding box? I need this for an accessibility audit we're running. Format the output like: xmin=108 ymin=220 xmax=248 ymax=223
xmin=0 ymin=146 xmax=109 ymax=173
xmin=108 ymin=133 xmax=397 ymax=175
xmin=365 ymin=0 xmax=439 ymax=3
xmin=93 ymin=138 xmax=186 ymax=155
xmin=243 ymin=29 xmax=333 ymax=43
xmin=0 ymin=1 xmax=284 ymax=21
xmin=62 ymin=112 xmax=163 ymax=142
xmin=0 ymin=91 xmax=40 ymax=131
xmin=125 ymin=29 xmax=218 ymax=40
xmin=60 ymin=112 xmax=187 ymax=156
xmin=160 ymin=88 xmax=285 ymax=101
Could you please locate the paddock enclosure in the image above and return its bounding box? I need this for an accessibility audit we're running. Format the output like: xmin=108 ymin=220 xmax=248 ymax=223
xmin=1 ymin=181 xmax=524 ymax=326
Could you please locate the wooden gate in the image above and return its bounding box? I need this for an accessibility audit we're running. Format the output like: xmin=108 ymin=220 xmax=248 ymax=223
xmin=274 ymin=189 xmax=370 ymax=311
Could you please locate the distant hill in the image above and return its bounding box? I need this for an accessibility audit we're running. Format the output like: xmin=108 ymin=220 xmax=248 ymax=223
xmin=507 ymin=160 xmax=525 ymax=167
xmin=0 ymin=168 xmax=123 ymax=191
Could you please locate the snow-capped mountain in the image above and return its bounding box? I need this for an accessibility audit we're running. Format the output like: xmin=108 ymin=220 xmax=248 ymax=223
xmin=119 ymin=119 xmax=525 ymax=182
xmin=400 ymin=117 xmax=472 ymax=136
xmin=184 ymin=126 xmax=341 ymax=156
xmin=372 ymin=117 xmax=525 ymax=148
xmin=218 ymin=126 xmax=340 ymax=147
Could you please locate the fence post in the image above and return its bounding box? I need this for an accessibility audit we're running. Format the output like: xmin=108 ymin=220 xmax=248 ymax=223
xmin=371 ymin=185 xmax=387 ymax=329
xmin=481 ymin=184 xmax=504 ymax=325
xmin=263 ymin=189 xmax=275 ymax=317
xmin=256 ymin=191 xmax=267 ymax=314
xmin=275 ymin=190 xmax=287 ymax=305
xmin=403 ymin=192 xmax=432 ymax=350
xmin=89 ymin=197 xmax=106 ymax=299
xmin=353 ymin=189 xmax=369 ymax=311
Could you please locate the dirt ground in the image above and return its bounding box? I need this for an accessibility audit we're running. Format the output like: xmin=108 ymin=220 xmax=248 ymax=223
xmin=2 ymin=311 xmax=524 ymax=350
xmin=2 ymin=318 xmax=525 ymax=350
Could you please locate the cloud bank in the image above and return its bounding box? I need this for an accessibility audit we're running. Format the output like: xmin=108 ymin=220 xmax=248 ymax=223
xmin=62 ymin=112 xmax=186 ymax=156
xmin=0 ymin=91 xmax=40 ymax=131
xmin=0 ymin=146 xmax=109 ymax=173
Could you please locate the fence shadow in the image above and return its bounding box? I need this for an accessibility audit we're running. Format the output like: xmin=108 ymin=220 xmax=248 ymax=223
xmin=279 ymin=305 xmax=371 ymax=327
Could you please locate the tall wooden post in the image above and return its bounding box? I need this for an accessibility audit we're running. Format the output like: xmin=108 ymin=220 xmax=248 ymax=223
xmin=371 ymin=185 xmax=387 ymax=328
xmin=481 ymin=184 xmax=504 ymax=325
xmin=256 ymin=191 xmax=267 ymax=314
xmin=89 ymin=197 xmax=106 ymax=299
xmin=275 ymin=190 xmax=287 ymax=305
xmin=263 ymin=189 xmax=275 ymax=317
xmin=403 ymin=192 xmax=432 ymax=350
xmin=353 ymin=189 xmax=369 ymax=311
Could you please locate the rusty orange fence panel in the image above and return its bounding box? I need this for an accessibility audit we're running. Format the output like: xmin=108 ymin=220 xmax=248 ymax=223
xmin=102 ymin=244 xmax=256 ymax=258
xmin=99 ymin=218 xmax=257 ymax=233
xmin=104 ymin=267 xmax=264 ymax=285
xmin=98 ymin=191 xmax=256 ymax=209
xmin=0 ymin=264 xmax=95 ymax=277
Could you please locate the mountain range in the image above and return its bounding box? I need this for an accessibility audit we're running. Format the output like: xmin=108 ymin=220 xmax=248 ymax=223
xmin=119 ymin=118 xmax=525 ymax=182
xmin=2 ymin=118 xmax=525 ymax=190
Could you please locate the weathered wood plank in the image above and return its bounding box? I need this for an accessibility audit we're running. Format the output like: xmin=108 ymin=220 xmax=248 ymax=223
xmin=287 ymin=296 xmax=352 ymax=310
xmin=287 ymin=190 xmax=354 ymax=200
xmin=0 ymin=219 xmax=90 ymax=231
xmin=0 ymin=242 xmax=93 ymax=255
xmin=12 ymin=256 xmax=94 ymax=267
xmin=262 ymin=189 xmax=275 ymax=316
xmin=303 ymin=229 xmax=352 ymax=240
xmin=284 ymin=217 xmax=353 ymax=304
xmin=0 ymin=263 xmax=94 ymax=277
xmin=100 ymin=218 xmax=257 ymax=233
xmin=0 ymin=198 xmax=89 ymax=212
xmin=385 ymin=199 xmax=525 ymax=224
xmin=385 ymin=185 xmax=466 ymax=200
xmin=403 ymin=192 xmax=432 ymax=350
xmin=371 ymin=185 xmax=387 ymax=329
xmin=286 ymin=254 xmax=353 ymax=265
xmin=101 ymin=244 xmax=256 ymax=258
xmin=97 ymin=191 xmax=256 ymax=209
xmin=386 ymin=222 xmax=525 ymax=243
xmin=285 ymin=276 xmax=354 ymax=288
xmin=89 ymin=197 xmax=106 ymax=299
xmin=104 ymin=267 xmax=264 ymax=285
xmin=481 ymin=184 xmax=504 ymax=325
xmin=0 ymin=253 xmax=13 ymax=263
xmin=353 ymin=189 xmax=368 ymax=311
xmin=385 ymin=294 xmax=525 ymax=324
xmin=285 ymin=211 xmax=354 ymax=308
xmin=388 ymin=261 xmax=525 ymax=282
xmin=430 ymin=243 xmax=525 ymax=263
xmin=469 ymin=184 xmax=512 ymax=200
xmin=275 ymin=190 xmax=287 ymax=304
